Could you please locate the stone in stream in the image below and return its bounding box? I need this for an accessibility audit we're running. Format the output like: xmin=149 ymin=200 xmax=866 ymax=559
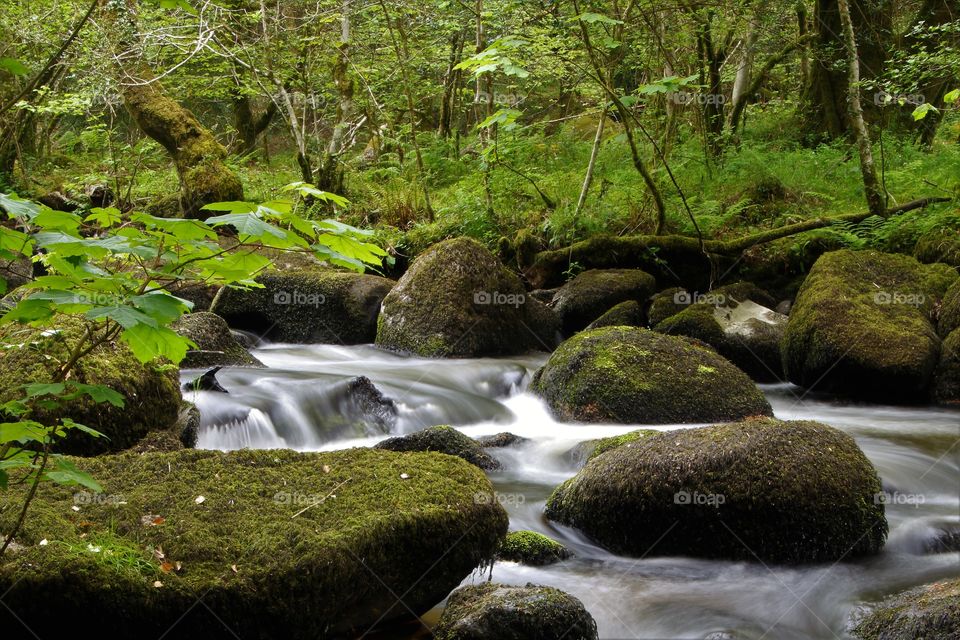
xmin=475 ymin=432 xmax=529 ymax=448
xmin=584 ymin=299 xmax=646 ymax=330
xmin=782 ymin=249 xmax=957 ymax=403
xmin=172 ymin=312 xmax=263 ymax=368
xmin=433 ymin=583 xmax=598 ymax=640
xmin=211 ymin=268 xmax=395 ymax=344
xmin=0 ymin=316 xmax=182 ymax=456
xmin=183 ymin=366 xmax=229 ymax=393
xmin=375 ymin=425 xmax=500 ymax=470
xmin=551 ymin=268 xmax=656 ymax=335
xmin=566 ymin=429 xmax=660 ymax=468
xmin=531 ymin=326 xmax=772 ymax=424
xmin=376 ymin=237 xmax=554 ymax=357
xmin=0 ymin=448 xmax=508 ymax=639
xmin=853 ymin=578 xmax=960 ymax=639
xmin=545 ymin=417 xmax=888 ymax=564
xmin=496 ymin=530 xmax=571 ymax=566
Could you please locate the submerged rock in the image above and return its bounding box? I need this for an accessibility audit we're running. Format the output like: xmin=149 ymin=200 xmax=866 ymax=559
xmin=173 ymin=312 xmax=263 ymax=368
xmin=211 ymin=269 xmax=394 ymax=344
xmin=531 ymin=326 xmax=772 ymax=424
xmin=782 ymin=249 xmax=956 ymax=403
xmin=497 ymin=530 xmax=571 ymax=566
xmin=376 ymin=238 xmax=547 ymax=357
xmin=545 ymin=417 xmax=887 ymax=563
xmin=0 ymin=448 xmax=508 ymax=639
xmin=375 ymin=425 xmax=500 ymax=470
xmin=321 ymin=376 xmax=398 ymax=438
xmin=434 ymin=583 xmax=598 ymax=640
xmin=182 ymin=366 xmax=229 ymax=393
xmin=0 ymin=317 xmax=181 ymax=455
xmin=854 ymin=579 xmax=960 ymax=640
xmin=552 ymin=268 xmax=656 ymax=335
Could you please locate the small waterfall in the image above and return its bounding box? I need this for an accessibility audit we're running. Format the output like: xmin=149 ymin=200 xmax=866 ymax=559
xmin=197 ymin=408 xmax=288 ymax=450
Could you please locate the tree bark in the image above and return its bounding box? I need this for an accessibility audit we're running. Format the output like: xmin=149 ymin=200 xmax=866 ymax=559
xmin=575 ymin=110 xmax=606 ymax=216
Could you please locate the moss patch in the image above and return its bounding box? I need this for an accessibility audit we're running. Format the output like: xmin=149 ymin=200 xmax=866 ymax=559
xmin=545 ymin=417 xmax=887 ymax=563
xmin=532 ymin=326 xmax=771 ymax=424
xmin=0 ymin=447 xmax=508 ymax=638
xmin=940 ymin=278 xmax=960 ymax=338
xmin=585 ymin=299 xmax=645 ymax=330
xmin=172 ymin=312 xmax=263 ymax=368
xmin=854 ymin=579 xmax=960 ymax=640
xmin=914 ymin=227 xmax=960 ymax=268
xmin=497 ymin=530 xmax=571 ymax=565
xmin=933 ymin=328 xmax=960 ymax=404
xmin=552 ymin=268 xmax=655 ymax=335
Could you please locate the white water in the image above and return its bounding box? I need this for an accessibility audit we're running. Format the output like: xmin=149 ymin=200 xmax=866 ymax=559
xmin=184 ymin=344 xmax=960 ymax=640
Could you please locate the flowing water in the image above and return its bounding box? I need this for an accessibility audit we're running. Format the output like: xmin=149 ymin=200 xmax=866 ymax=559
xmin=184 ymin=343 xmax=960 ymax=640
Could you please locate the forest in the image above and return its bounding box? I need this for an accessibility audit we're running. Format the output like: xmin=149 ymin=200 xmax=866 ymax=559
xmin=0 ymin=0 xmax=959 ymax=639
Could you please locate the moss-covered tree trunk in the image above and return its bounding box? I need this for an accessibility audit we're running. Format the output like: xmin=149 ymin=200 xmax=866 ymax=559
xmin=802 ymin=0 xmax=893 ymax=140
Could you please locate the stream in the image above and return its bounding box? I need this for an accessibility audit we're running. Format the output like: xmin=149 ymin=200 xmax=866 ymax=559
xmin=183 ymin=343 xmax=960 ymax=640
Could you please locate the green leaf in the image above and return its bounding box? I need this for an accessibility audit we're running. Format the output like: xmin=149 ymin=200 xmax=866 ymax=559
xmin=34 ymin=208 xmax=83 ymax=233
xmin=575 ymin=12 xmax=623 ymax=25
xmin=0 ymin=193 xmax=42 ymax=220
xmin=0 ymin=58 xmax=29 ymax=76
xmin=44 ymin=457 xmax=102 ymax=491
xmin=0 ymin=421 xmax=48 ymax=445
xmin=201 ymin=201 xmax=257 ymax=214
xmin=944 ymin=89 xmax=960 ymax=104
xmin=120 ymin=323 xmax=192 ymax=364
xmin=85 ymin=305 xmax=157 ymax=329
xmin=85 ymin=207 xmax=123 ymax=228
xmin=68 ymin=383 xmax=125 ymax=408
xmin=23 ymin=382 xmax=66 ymax=398
xmin=131 ymin=292 xmax=192 ymax=324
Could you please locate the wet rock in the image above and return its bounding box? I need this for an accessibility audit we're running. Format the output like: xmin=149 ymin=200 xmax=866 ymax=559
xmin=854 ymin=578 xmax=960 ymax=639
xmin=339 ymin=376 xmax=398 ymax=435
xmin=475 ymin=432 xmax=529 ymax=448
xmin=496 ymin=531 xmax=571 ymax=566
xmin=546 ymin=417 xmax=887 ymax=563
xmin=922 ymin=522 xmax=960 ymax=554
xmin=552 ymin=268 xmax=656 ymax=335
xmin=434 ymin=583 xmax=598 ymax=640
xmin=567 ymin=429 xmax=660 ymax=468
xmin=173 ymin=312 xmax=263 ymax=368
xmin=585 ymin=299 xmax=645 ymax=330
xmin=375 ymin=425 xmax=500 ymax=470
xmin=183 ymin=367 xmax=229 ymax=393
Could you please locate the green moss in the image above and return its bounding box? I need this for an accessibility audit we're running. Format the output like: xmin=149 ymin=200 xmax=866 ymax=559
xmin=552 ymin=268 xmax=656 ymax=335
xmin=374 ymin=425 xmax=501 ymax=470
xmin=940 ymin=279 xmax=960 ymax=338
xmin=782 ymin=249 xmax=958 ymax=402
xmin=546 ymin=417 xmax=888 ymax=564
xmin=586 ymin=429 xmax=659 ymax=462
xmin=497 ymin=531 xmax=571 ymax=565
xmin=854 ymin=579 xmax=960 ymax=639
xmin=934 ymin=328 xmax=960 ymax=404
xmin=914 ymin=227 xmax=960 ymax=268
xmin=532 ymin=326 xmax=771 ymax=424
xmin=172 ymin=312 xmax=263 ymax=368
xmin=655 ymin=304 xmax=726 ymax=345
xmin=0 ymin=317 xmax=181 ymax=455
xmin=211 ymin=268 xmax=394 ymax=344
xmin=0 ymin=447 xmax=508 ymax=638
xmin=375 ymin=237 xmax=545 ymax=357
xmin=434 ymin=582 xmax=598 ymax=640
xmin=585 ymin=299 xmax=645 ymax=330
xmin=647 ymin=287 xmax=689 ymax=327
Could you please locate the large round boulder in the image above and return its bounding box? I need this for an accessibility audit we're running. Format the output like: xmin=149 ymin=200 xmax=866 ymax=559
xmin=375 ymin=238 xmax=546 ymax=357
xmin=854 ymin=579 xmax=960 ymax=640
xmin=0 ymin=447 xmax=507 ymax=639
xmin=211 ymin=269 xmax=394 ymax=344
xmin=531 ymin=326 xmax=771 ymax=424
xmin=552 ymin=268 xmax=656 ymax=335
xmin=172 ymin=312 xmax=263 ymax=368
xmin=0 ymin=318 xmax=182 ymax=455
xmin=545 ymin=417 xmax=887 ymax=563
xmin=782 ymin=249 xmax=957 ymax=403
xmin=434 ymin=583 xmax=598 ymax=640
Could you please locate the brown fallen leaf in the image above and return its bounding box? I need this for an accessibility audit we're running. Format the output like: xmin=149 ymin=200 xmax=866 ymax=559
xmin=160 ymin=562 xmax=174 ymax=573
xmin=141 ymin=514 xmax=165 ymax=527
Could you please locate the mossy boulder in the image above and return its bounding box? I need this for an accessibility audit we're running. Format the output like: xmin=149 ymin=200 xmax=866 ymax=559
xmin=854 ymin=579 xmax=960 ymax=640
xmin=568 ymin=429 xmax=660 ymax=467
xmin=531 ymin=327 xmax=771 ymax=424
xmin=172 ymin=312 xmax=263 ymax=368
xmin=552 ymin=268 xmax=656 ymax=335
xmin=0 ymin=448 xmax=508 ymax=639
xmin=375 ymin=238 xmax=545 ymax=357
xmin=497 ymin=530 xmax=571 ymax=565
xmin=545 ymin=417 xmax=887 ymax=563
xmin=647 ymin=287 xmax=689 ymax=327
xmin=585 ymin=299 xmax=645 ymax=330
xmin=940 ymin=278 xmax=960 ymax=338
xmin=375 ymin=425 xmax=501 ymax=470
xmin=914 ymin=227 xmax=960 ymax=268
xmin=211 ymin=269 xmax=394 ymax=344
xmin=782 ymin=249 xmax=957 ymax=403
xmin=933 ymin=328 xmax=960 ymax=404
xmin=434 ymin=583 xmax=598 ymax=640
xmin=0 ymin=319 xmax=181 ymax=455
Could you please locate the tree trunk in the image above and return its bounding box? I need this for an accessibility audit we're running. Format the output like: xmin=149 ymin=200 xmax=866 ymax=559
xmin=327 ymin=0 xmax=355 ymax=158
xmin=729 ymin=16 xmax=759 ymax=128
xmin=231 ymin=88 xmax=277 ymax=155
xmin=438 ymin=30 xmax=465 ymax=138
xmin=904 ymin=0 xmax=960 ymax=147
xmin=575 ymin=111 xmax=606 ymax=216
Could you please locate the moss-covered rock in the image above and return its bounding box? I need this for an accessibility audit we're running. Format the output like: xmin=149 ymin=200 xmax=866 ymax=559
xmin=475 ymin=432 xmax=529 ymax=448
xmin=0 ymin=447 xmax=508 ymax=639
xmin=647 ymin=287 xmax=689 ymax=327
xmin=568 ymin=429 xmax=660 ymax=467
xmin=531 ymin=327 xmax=771 ymax=424
xmin=585 ymin=299 xmax=645 ymax=330
xmin=545 ymin=417 xmax=887 ymax=563
xmin=933 ymin=328 xmax=960 ymax=404
xmin=782 ymin=249 xmax=957 ymax=403
xmin=0 ymin=318 xmax=181 ymax=455
xmin=375 ymin=425 xmax=501 ymax=470
xmin=211 ymin=269 xmax=394 ymax=344
xmin=375 ymin=238 xmax=545 ymax=357
xmin=914 ymin=227 xmax=960 ymax=268
xmin=854 ymin=579 xmax=960 ymax=640
xmin=172 ymin=312 xmax=263 ymax=368
xmin=940 ymin=278 xmax=960 ymax=338
xmin=524 ymin=296 xmax=562 ymax=351
xmin=552 ymin=269 xmax=656 ymax=335
xmin=497 ymin=531 xmax=571 ymax=565
xmin=434 ymin=583 xmax=598 ymax=640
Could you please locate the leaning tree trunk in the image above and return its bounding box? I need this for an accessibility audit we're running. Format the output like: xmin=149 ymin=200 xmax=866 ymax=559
xmin=802 ymin=0 xmax=893 ymax=140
